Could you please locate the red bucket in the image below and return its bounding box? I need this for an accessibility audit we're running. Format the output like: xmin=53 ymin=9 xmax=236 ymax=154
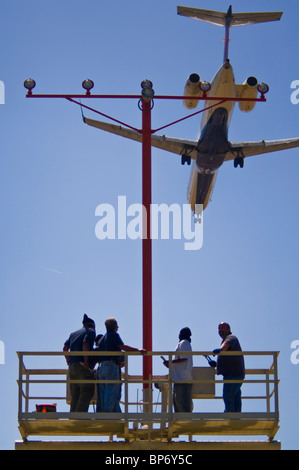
xmin=36 ymin=404 xmax=57 ymax=413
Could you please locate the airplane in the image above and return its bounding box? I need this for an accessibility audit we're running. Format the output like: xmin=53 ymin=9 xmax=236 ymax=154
xmin=83 ymin=5 xmax=299 ymax=212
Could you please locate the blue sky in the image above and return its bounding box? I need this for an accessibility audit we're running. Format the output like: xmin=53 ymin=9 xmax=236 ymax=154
xmin=0 ymin=0 xmax=299 ymax=450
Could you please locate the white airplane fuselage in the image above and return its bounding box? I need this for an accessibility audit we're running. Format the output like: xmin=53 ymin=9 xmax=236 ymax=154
xmin=188 ymin=59 xmax=237 ymax=210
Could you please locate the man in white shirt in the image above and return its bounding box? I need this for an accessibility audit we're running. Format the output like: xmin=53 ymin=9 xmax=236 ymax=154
xmin=162 ymin=327 xmax=193 ymax=412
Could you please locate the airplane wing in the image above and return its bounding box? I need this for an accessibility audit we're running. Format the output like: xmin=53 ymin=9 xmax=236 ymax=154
xmin=225 ymin=138 xmax=299 ymax=161
xmin=83 ymin=117 xmax=198 ymax=159
xmin=83 ymin=117 xmax=299 ymax=164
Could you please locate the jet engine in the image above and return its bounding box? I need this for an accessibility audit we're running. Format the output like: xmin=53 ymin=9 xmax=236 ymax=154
xmin=183 ymin=73 xmax=203 ymax=109
xmin=238 ymin=76 xmax=258 ymax=112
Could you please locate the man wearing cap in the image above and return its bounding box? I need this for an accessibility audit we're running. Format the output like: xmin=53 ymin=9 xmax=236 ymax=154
xmin=162 ymin=327 xmax=193 ymax=413
xmin=63 ymin=314 xmax=96 ymax=412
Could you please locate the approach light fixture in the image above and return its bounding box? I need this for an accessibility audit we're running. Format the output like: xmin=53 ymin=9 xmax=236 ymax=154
xmin=82 ymin=79 xmax=94 ymax=94
xmin=199 ymin=81 xmax=211 ymax=92
xmin=141 ymin=79 xmax=154 ymax=101
xmin=141 ymin=79 xmax=153 ymax=89
xmin=258 ymin=83 xmax=270 ymax=94
xmin=24 ymin=78 xmax=36 ymax=94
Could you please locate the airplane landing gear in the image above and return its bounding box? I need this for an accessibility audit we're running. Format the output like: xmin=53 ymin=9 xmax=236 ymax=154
xmin=181 ymin=154 xmax=191 ymax=165
xmin=234 ymin=156 xmax=244 ymax=168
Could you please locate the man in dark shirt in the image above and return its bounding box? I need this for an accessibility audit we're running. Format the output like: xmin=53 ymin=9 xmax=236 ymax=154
xmin=213 ymin=322 xmax=245 ymax=412
xmin=96 ymin=317 xmax=145 ymax=412
xmin=63 ymin=314 xmax=96 ymax=412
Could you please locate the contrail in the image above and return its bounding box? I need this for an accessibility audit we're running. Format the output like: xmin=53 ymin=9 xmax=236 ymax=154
xmin=39 ymin=266 xmax=63 ymax=275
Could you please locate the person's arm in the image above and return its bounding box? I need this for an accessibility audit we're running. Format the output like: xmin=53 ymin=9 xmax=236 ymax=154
xmin=82 ymin=341 xmax=92 ymax=370
xmin=213 ymin=341 xmax=230 ymax=355
xmin=220 ymin=341 xmax=230 ymax=351
xmin=162 ymin=357 xmax=186 ymax=368
xmin=121 ymin=344 xmax=146 ymax=353
xmin=63 ymin=344 xmax=70 ymax=366
xmin=82 ymin=330 xmax=96 ymax=370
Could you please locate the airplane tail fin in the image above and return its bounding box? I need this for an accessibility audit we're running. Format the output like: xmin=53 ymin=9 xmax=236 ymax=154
xmin=177 ymin=6 xmax=283 ymax=27
xmin=177 ymin=5 xmax=283 ymax=61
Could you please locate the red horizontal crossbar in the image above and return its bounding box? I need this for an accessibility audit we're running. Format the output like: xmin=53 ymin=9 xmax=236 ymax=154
xmin=26 ymin=93 xmax=267 ymax=102
xmin=26 ymin=94 xmax=141 ymax=99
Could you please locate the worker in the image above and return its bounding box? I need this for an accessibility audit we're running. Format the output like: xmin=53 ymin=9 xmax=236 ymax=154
xmin=213 ymin=322 xmax=245 ymax=412
xmin=162 ymin=327 xmax=193 ymax=412
xmin=63 ymin=314 xmax=96 ymax=412
xmin=96 ymin=317 xmax=146 ymax=412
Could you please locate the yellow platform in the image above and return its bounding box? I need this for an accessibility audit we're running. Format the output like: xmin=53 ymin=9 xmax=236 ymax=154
xmin=16 ymin=350 xmax=281 ymax=450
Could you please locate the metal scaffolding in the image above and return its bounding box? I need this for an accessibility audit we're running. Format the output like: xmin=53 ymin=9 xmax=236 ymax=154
xmin=16 ymin=349 xmax=280 ymax=450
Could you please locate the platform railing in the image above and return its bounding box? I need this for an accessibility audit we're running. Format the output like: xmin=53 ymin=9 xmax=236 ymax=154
xmin=17 ymin=350 xmax=280 ymax=442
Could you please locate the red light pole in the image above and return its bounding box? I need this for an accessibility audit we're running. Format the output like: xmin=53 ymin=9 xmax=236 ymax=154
xmin=141 ymin=84 xmax=154 ymax=402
